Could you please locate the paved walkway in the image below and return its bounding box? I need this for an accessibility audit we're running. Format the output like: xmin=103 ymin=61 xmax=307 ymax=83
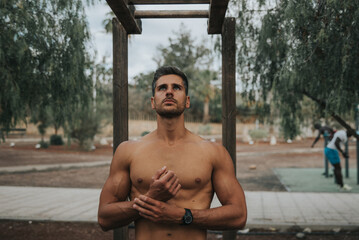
xmin=1 ymin=186 xmax=358 ymax=231
xmin=0 ymin=160 xmax=111 ymax=174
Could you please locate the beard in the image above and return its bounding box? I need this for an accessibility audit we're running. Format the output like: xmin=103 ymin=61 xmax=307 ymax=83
xmin=154 ymin=99 xmax=186 ymax=119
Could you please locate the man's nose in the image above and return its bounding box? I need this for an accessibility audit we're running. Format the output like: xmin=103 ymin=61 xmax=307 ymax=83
xmin=165 ymin=87 xmax=174 ymax=96
xmin=166 ymin=91 xmax=173 ymax=97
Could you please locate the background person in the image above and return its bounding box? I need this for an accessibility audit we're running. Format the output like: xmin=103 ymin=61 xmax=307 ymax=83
xmin=324 ymin=129 xmax=352 ymax=191
xmin=311 ymin=123 xmax=335 ymax=148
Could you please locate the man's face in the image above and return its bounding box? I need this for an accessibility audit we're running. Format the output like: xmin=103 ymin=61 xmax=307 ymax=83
xmin=151 ymin=74 xmax=190 ymax=118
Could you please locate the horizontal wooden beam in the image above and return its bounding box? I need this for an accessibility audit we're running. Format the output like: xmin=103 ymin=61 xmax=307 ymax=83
xmin=129 ymin=0 xmax=209 ymax=4
xmin=106 ymin=0 xmax=142 ymax=34
xmin=135 ymin=10 xmax=208 ymax=18
xmin=207 ymin=0 xmax=230 ymax=34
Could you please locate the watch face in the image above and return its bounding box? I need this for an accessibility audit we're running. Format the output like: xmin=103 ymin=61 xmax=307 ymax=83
xmin=184 ymin=215 xmax=192 ymax=224
xmin=182 ymin=209 xmax=193 ymax=225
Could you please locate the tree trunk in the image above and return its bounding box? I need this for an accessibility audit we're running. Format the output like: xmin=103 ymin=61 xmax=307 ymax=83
xmin=202 ymin=96 xmax=210 ymax=124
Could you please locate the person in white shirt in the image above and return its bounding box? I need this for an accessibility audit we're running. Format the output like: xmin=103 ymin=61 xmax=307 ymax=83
xmin=324 ymin=130 xmax=353 ymax=191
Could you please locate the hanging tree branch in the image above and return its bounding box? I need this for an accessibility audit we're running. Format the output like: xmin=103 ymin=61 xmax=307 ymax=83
xmin=302 ymin=90 xmax=358 ymax=140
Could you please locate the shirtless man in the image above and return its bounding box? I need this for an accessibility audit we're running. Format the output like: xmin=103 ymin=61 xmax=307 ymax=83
xmin=98 ymin=66 xmax=247 ymax=239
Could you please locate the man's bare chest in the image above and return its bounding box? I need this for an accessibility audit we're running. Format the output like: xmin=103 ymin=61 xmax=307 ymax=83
xmin=129 ymin=145 xmax=213 ymax=192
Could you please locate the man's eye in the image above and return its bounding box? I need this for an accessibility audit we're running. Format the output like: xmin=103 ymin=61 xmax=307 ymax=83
xmin=173 ymin=86 xmax=180 ymax=90
xmin=159 ymin=86 xmax=166 ymax=90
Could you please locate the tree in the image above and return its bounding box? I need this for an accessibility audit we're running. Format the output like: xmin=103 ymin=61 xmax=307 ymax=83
xmin=0 ymin=0 xmax=93 ymax=137
xmin=234 ymin=0 xmax=359 ymax=140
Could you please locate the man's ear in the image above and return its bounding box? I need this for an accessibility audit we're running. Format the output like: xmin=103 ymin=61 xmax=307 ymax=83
xmin=151 ymin=97 xmax=155 ymax=109
xmin=185 ymin=96 xmax=190 ymax=108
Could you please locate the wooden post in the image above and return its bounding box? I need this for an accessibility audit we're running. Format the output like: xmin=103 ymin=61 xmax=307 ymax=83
xmin=112 ymin=17 xmax=129 ymax=240
xmin=356 ymin=103 xmax=359 ymax=184
xmin=221 ymin=17 xmax=237 ymax=240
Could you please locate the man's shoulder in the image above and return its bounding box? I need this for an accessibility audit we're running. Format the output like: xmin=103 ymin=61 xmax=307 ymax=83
xmin=116 ymin=139 xmax=140 ymax=149
xmin=114 ymin=138 xmax=151 ymax=158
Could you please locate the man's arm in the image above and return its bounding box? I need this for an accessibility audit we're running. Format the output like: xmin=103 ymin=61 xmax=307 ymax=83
xmin=133 ymin=143 xmax=247 ymax=230
xmin=98 ymin=141 xmax=182 ymax=231
xmin=97 ymin=141 xmax=139 ymax=231
xmin=311 ymin=132 xmax=321 ymax=147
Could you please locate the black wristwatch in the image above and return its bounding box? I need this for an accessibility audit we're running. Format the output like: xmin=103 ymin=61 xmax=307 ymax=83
xmin=181 ymin=208 xmax=193 ymax=225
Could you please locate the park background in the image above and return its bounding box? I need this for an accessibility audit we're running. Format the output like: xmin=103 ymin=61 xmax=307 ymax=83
xmin=1 ymin=0 xmax=359 ymax=239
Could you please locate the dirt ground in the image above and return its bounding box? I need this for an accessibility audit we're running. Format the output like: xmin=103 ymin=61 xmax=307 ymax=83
xmin=0 ymin=137 xmax=358 ymax=239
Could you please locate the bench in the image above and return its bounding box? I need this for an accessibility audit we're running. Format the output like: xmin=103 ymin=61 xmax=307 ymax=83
xmin=0 ymin=128 xmax=26 ymax=139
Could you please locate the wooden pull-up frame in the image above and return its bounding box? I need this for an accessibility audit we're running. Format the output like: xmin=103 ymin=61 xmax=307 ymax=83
xmin=107 ymin=1 xmax=236 ymax=239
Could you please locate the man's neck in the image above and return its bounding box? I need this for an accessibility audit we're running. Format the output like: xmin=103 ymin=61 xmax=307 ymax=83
xmin=156 ymin=114 xmax=187 ymax=144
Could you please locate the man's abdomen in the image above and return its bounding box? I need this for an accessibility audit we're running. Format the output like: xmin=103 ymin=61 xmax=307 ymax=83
xmin=135 ymin=219 xmax=206 ymax=240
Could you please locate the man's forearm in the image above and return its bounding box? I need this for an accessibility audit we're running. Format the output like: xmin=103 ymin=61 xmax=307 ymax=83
xmin=133 ymin=195 xmax=247 ymax=230
xmin=98 ymin=200 xmax=139 ymax=231
xmin=191 ymin=205 xmax=247 ymax=230
xmin=312 ymin=136 xmax=320 ymax=146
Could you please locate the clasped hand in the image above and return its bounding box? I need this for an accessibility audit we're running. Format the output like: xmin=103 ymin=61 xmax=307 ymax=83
xmin=132 ymin=166 xmax=183 ymax=223
xmin=145 ymin=166 xmax=181 ymax=202
xmin=133 ymin=195 xmax=184 ymax=224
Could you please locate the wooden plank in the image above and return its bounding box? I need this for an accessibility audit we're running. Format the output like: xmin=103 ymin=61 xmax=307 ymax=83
xmin=221 ymin=17 xmax=236 ymax=171
xmin=112 ymin=18 xmax=129 ymax=151
xmin=135 ymin=10 xmax=208 ymax=18
xmin=112 ymin=17 xmax=129 ymax=240
xmin=129 ymin=0 xmax=209 ymax=4
xmin=207 ymin=0 xmax=230 ymax=34
xmin=221 ymin=18 xmax=237 ymax=240
xmin=106 ymin=0 xmax=142 ymax=34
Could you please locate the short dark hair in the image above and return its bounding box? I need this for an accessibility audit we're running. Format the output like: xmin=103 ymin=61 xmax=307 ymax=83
xmin=152 ymin=66 xmax=188 ymax=96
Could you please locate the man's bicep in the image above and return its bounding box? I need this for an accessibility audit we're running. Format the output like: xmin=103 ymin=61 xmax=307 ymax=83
xmin=212 ymin=146 xmax=245 ymax=205
xmin=100 ymin=170 xmax=131 ymax=204
xmin=100 ymin=144 xmax=132 ymax=205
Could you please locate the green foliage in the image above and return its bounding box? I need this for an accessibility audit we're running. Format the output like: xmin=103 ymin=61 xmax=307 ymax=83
xmin=102 ymin=11 xmax=115 ymax=33
xmin=234 ymin=0 xmax=359 ymax=139
xmin=67 ymin=104 xmax=101 ymax=151
xmin=0 ymin=0 xmax=92 ymax=136
xmin=209 ymin=88 xmax=222 ymax=122
xmin=132 ymin=25 xmax=220 ymax=123
xmin=39 ymin=140 xmax=49 ymax=149
xmin=50 ymin=134 xmax=64 ymax=145
xmin=249 ymin=128 xmax=268 ymax=141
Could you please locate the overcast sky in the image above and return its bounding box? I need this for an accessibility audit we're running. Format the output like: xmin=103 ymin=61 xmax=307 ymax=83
xmin=85 ymin=2 xmax=218 ymax=80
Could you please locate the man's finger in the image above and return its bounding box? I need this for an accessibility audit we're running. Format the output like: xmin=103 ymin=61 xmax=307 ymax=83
xmin=160 ymin=170 xmax=175 ymax=182
xmin=168 ymin=174 xmax=178 ymax=186
xmin=173 ymin=184 xmax=181 ymax=196
xmin=153 ymin=166 xmax=167 ymax=180
xmin=169 ymin=178 xmax=179 ymax=192
xmin=139 ymin=195 xmax=160 ymax=206
xmin=133 ymin=203 xmax=157 ymax=218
